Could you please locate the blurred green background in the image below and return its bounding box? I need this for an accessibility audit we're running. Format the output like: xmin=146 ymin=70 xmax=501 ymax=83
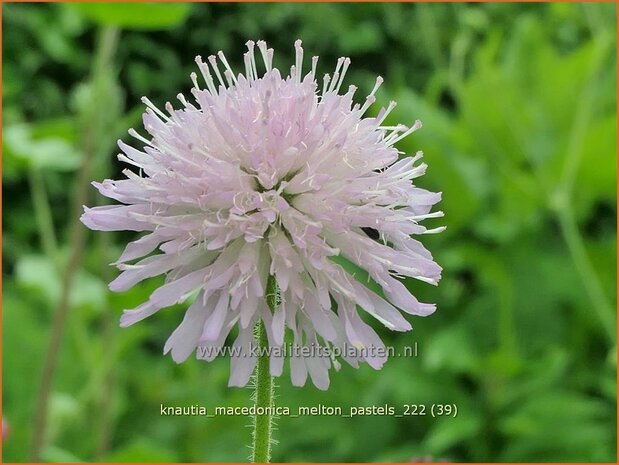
xmin=2 ymin=2 xmax=617 ymax=463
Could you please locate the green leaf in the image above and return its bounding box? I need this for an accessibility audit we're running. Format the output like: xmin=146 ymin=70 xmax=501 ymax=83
xmin=70 ymin=3 xmax=191 ymax=30
xmin=15 ymin=255 xmax=107 ymax=312
xmin=392 ymin=88 xmax=485 ymax=235
xmin=102 ymin=438 xmax=179 ymax=462
xmin=47 ymin=392 xmax=81 ymax=441
xmin=3 ymin=124 xmax=81 ymax=172
xmin=499 ymin=391 xmax=614 ymax=461
xmin=30 ymin=118 xmax=78 ymax=143
xmin=424 ymin=413 xmax=482 ymax=456
xmin=42 ymin=445 xmax=83 ymax=463
xmin=423 ymin=325 xmax=478 ymax=374
xmin=2 ymin=287 xmax=49 ymax=461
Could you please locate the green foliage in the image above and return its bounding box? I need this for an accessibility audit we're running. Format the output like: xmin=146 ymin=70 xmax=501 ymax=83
xmin=4 ymin=122 xmax=81 ymax=174
xmin=70 ymin=3 xmax=191 ymax=30
xmin=2 ymin=2 xmax=616 ymax=463
xmin=15 ymin=255 xmax=107 ymax=311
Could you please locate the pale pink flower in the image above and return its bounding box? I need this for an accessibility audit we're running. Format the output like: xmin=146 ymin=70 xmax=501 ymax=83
xmin=82 ymin=40 xmax=443 ymax=390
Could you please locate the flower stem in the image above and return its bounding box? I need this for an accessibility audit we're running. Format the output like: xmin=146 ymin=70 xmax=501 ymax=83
xmin=551 ymin=34 xmax=615 ymax=344
xmin=555 ymin=200 xmax=615 ymax=343
xmin=251 ymin=276 xmax=277 ymax=463
xmin=29 ymin=26 xmax=120 ymax=462
xmin=28 ymin=167 xmax=59 ymax=268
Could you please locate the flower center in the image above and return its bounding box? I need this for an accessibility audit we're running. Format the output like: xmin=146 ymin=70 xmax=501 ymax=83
xmin=231 ymin=188 xmax=290 ymax=223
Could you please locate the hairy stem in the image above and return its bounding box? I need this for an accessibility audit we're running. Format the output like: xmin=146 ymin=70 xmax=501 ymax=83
xmin=251 ymin=276 xmax=278 ymax=463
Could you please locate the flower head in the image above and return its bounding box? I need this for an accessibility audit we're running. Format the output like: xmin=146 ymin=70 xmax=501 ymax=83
xmin=81 ymin=40 xmax=443 ymax=390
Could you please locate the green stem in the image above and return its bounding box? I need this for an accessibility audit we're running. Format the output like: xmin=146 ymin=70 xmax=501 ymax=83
xmin=417 ymin=3 xmax=446 ymax=71
xmin=550 ymin=34 xmax=615 ymax=344
xmin=555 ymin=200 xmax=615 ymax=343
xmin=28 ymin=167 xmax=59 ymax=268
xmin=29 ymin=26 xmax=120 ymax=462
xmin=251 ymin=276 xmax=277 ymax=463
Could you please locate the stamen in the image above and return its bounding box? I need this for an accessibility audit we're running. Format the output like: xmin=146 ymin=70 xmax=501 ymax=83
xmin=217 ymin=50 xmax=238 ymax=86
xmin=128 ymin=128 xmax=152 ymax=146
xmin=117 ymin=154 xmax=143 ymax=168
xmin=164 ymin=102 xmax=175 ymax=117
xmin=267 ymin=48 xmax=274 ymax=71
xmin=328 ymin=72 xmax=339 ymax=94
xmin=328 ymin=57 xmax=345 ymax=93
xmin=376 ymin=101 xmax=397 ymax=126
xmin=410 ymin=211 xmax=444 ymax=220
xmin=311 ymin=56 xmax=319 ymax=79
xmin=388 ymin=120 xmax=422 ymax=146
xmin=383 ymin=124 xmax=408 ymax=144
xmin=276 ymin=181 xmax=288 ymax=195
xmin=195 ymin=55 xmax=218 ymax=95
xmin=332 ymin=57 xmax=344 ymax=81
xmin=141 ymin=97 xmax=169 ymax=121
xmin=294 ymin=39 xmax=304 ymax=83
xmin=346 ymin=85 xmax=358 ymax=100
xmin=246 ymin=40 xmax=258 ymax=79
xmin=422 ymin=226 xmax=447 ymax=235
xmin=223 ymin=69 xmax=235 ymax=87
xmin=243 ymin=53 xmax=253 ymax=81
xmin=359 ymin=95 xmax=376 ymax=115
xmin=190 ymin=71 xmax=201 ymax=91
xmin=322 ymin=73 xmax=331 ymax=96
xmin=257 ymin=41 xmax=273 ymax=72
xmin=334 ymin=57 xmax=351 ymax=94
xmin=176 ymin=93 xmax=193 ymax=109
xmin=411 ymin=151 xmax=424 ymax=163
xmin=370 ymin=76 xmax=384 ymax=96
xmin=208 ymin=55 xmax=225 ymax=88
xmin=359 ymin=76 xmax=384 ymax=114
